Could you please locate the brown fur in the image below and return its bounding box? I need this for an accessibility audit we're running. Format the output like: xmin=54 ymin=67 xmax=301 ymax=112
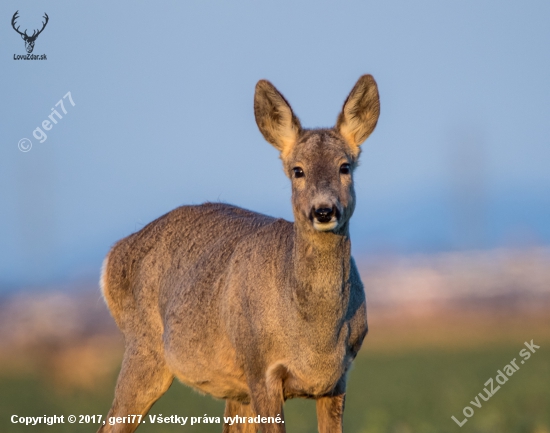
xmin=98 ymin=75 xmax=380 ymax=433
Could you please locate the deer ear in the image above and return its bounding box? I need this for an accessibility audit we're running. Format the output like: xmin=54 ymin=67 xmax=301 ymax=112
xmin=336 ymin=75 xmax=380 ymax=153
xmin=254 ymin=80 xmax=301 ymax=155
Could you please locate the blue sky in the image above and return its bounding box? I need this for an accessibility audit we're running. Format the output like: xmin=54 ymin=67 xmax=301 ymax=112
xmin=1 ymin=1 xmax=549 ymax=287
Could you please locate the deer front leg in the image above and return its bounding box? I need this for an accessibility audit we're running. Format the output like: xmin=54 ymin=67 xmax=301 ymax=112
xmin=246 ymin=374 xmax=286 ymax=433
xmin=316 ymin=394 xmax=345 ymax=433
xmin=223 ymin=400 xmax=258 ymax=433
xmin=315 ymin=379 xmax=346 ymax=433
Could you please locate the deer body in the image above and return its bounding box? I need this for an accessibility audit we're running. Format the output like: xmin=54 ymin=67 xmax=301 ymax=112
xmin=99 ymin=76 xmax=380 ymax=433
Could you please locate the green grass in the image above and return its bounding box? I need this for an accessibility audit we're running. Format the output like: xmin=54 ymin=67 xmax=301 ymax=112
xmin=1 ymin=343 xmax=548 ymax=433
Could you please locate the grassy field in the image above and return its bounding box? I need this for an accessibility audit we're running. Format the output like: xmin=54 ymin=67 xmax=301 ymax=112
xmin=1 ymin=311 xmax=549 ymax=433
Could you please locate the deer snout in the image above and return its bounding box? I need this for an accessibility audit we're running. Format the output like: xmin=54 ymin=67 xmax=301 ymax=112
xmin=311 ymin=205 xmax=340 ymax=231
xmin=314 ymin=207 xmax=335 ymax=223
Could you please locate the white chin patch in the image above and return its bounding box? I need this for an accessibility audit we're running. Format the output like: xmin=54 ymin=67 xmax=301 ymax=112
xmin=313 ymin=220 xmax=338 ymax=232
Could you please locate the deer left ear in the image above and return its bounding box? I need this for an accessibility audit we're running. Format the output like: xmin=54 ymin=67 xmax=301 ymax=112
xmin=254 ymin=80 xmax=302 ymax=157
xmin=336 ymin=75 xmax=380 ymax=153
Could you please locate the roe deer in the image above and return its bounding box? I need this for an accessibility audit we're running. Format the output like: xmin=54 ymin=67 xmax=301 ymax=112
xmin=99 ymin=75 xmax=380 ymax=433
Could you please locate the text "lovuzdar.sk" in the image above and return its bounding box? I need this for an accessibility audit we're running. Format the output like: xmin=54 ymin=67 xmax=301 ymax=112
xmin=452 ymin=339 xmax=541 ymax=427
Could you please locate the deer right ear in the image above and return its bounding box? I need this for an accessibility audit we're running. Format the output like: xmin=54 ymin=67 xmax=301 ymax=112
xmin=336 ymin=75 xmax=380 ymax=155
xmin=254 ymin=80 xmax=302 ymax=156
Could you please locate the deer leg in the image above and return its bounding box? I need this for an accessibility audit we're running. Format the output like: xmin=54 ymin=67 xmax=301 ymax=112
xmin=222 ymin=400 xmax=258 ymax=433
xmin=97 ymin=345 xmax=173 ymax=433
xmin=315 ymin=380 xmax=346 ymax=433
xmin=246 ymin=379 xmax=286 ymax=433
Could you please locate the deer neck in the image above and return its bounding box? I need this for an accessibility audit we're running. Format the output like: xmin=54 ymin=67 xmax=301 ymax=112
xmin=291 ymin=221 xmax=352 ymax=322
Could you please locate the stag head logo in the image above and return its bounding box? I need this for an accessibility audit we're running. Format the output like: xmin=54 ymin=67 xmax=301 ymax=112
xmin=11 ymin=11 xmax=49 ymax=54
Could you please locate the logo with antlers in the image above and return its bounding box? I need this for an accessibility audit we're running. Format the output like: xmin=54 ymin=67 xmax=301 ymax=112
xmin=11 ymin=11 xmax=49 ymax=54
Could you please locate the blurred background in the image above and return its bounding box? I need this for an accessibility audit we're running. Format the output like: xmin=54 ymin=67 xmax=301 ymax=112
xmin=1 ymin=1 xmax=549 ymax=432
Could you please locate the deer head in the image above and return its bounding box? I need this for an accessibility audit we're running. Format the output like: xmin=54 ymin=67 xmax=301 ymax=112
xmin=254 ymin=75 xmax=380 ymax=234
xmin=12 ymin=11 xmax=49 ymax=54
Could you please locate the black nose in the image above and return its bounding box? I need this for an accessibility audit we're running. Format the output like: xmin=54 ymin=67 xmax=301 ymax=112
xmin=314 ymin=207 xmax=335 ymax=223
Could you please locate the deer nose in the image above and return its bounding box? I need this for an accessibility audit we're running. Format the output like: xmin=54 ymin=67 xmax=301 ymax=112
xmin=313 ymin=207 xmax=335 ymax=223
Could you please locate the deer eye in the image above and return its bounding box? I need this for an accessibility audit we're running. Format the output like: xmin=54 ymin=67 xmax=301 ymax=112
xmin=292 ymin=167 xmax=304 ymax=178
xmin=340 ymin=163 xmax=351 ymax=175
